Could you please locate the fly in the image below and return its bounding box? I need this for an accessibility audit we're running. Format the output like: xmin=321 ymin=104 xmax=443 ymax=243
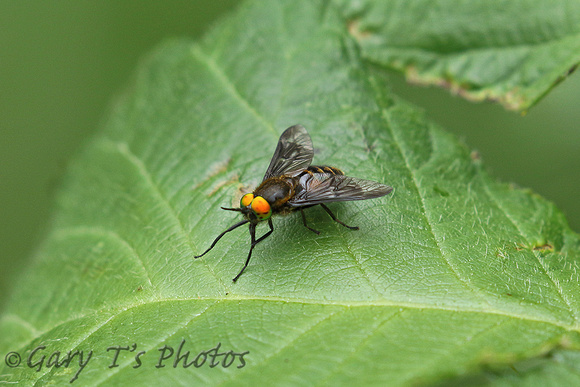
xmin=194 ymin=125 xmax=393 ymax=281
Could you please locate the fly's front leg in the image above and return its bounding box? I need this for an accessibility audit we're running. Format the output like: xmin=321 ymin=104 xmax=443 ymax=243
xmin=320 ymin=203 xmax=359 ymax=230
xmin=255 ymin=218 xmax=274 ymax=244
xmin=233 ymin=219 xmax=274 ymax=282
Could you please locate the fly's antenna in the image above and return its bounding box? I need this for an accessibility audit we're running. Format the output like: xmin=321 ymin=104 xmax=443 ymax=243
xmin=194 ymin=219 xmax=249 ymax=258
xmin=221 ymin=207 xmax=243 ymax=212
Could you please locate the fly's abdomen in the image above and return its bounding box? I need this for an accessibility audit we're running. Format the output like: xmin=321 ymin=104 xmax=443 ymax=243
xmin=306 ymin=166 xmax=343 ymax=175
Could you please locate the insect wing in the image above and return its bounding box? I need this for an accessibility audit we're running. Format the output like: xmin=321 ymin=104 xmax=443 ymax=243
xmin=263 ymin=125 xmax=314 ymax=180
xmin=288 ymin=173 xmax=393 ymax=207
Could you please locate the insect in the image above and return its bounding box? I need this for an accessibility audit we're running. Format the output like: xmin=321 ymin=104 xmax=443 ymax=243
xmin=195 ymin=125 xmax=393 ymax=282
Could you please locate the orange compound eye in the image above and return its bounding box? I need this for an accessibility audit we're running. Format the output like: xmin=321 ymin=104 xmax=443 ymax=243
xmin=251 ymin=196 xmax=272 ymax=220
xmin=240 ymin=193 xmax=254 ymax=208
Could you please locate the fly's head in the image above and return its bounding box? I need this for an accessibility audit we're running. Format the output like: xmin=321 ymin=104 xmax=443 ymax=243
xmin=220 ymin=192 xmax=272 ymax=224
xmin=239 ymin=193 xmax=272 ymax=224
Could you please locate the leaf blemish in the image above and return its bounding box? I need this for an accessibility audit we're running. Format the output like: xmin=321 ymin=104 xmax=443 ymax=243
xmin=347 ymin=18 xmax=373 ymax=41
xmin=238 ymin=184 xmax=254 ymax=195
xmin=209 ymin=173 xmax=239 ymax=197
xmin=433 ymin=185 xmax=450 ymax=197
xmin=192 ymin=157 xmax=233 ymax=192
xmin=533 ymin=243 xmax=554 ymax=252
xmin=516 ymin=243 xmax=555 ymax=253
xmin=206 ymin=157 xmax=232 ymax=179
xmin=496 ymin=249 xmax=508 ymax=259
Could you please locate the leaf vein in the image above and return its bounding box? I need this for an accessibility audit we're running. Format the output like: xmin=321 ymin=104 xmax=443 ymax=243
xmin=215 ymin=306 xmax=347 ymax=386
xmin=379 ymin=107 xmax=492 ymax=306
xmin=53 ymin=226 xmax=154 ymax=289
xmin=94 ymin=301 xmax=219 ymax=386
xmin=315 ymin=309 xmax=404 ymax=386
xmin=100 ymin=139 xmax=229 ymax=292
xmin=479 ymin=175 xmax=577 ymax=327
xmin=190 ymin=44 xmax=277 ymax=137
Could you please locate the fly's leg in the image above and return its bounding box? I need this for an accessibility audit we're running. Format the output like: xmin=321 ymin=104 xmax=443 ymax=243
xmin=320 ymin=203 xmax=359 ymax=230
xmin=233 ymin=218 xmax=274 ymax=282
xmin=194 ymin=219 xmax=250 ymax=258
xmin=301 ymin=208 xmax=321 ymax=235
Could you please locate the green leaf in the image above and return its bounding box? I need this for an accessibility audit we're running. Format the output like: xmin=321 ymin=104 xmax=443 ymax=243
xmin=1 ymin=1 xmax=579 ymax=385
xmin=335 ymin=0 xmax=580 ymax=111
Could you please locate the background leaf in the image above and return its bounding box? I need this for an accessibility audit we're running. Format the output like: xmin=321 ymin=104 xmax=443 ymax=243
xmin=1 ymin=0 xmax=579 ymax=385
xmin=335 ymin=0 xmax=580 ymax=111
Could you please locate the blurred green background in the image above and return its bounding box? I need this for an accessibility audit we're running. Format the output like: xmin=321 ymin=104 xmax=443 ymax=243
xmin=1 ymin=2 xmax=578 ymax=309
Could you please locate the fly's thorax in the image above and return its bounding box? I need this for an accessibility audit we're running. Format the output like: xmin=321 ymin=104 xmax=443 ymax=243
xmin=253 ymin=176 xmax=295 ymax=210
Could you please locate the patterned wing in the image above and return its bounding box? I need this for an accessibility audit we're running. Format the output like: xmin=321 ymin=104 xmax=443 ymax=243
xmin=263 ymin=125 xmax=314 ymax=180
xmin=288 ymin=173 xmax=393 ymax=207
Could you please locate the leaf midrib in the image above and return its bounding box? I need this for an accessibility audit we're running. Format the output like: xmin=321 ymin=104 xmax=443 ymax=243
xmin=7 ymin=293 xmax=578 ymax=356
xmin=355 ymin=28 xmax=580 ymax=57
